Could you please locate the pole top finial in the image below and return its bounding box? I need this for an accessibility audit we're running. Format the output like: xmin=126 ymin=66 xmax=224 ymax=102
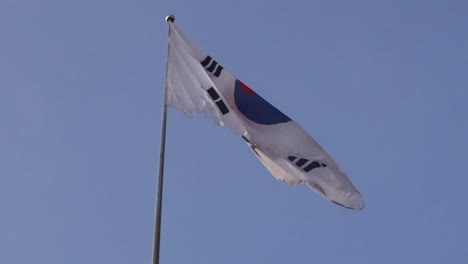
xmin=165 ymin=15 xmax=175 ymax=23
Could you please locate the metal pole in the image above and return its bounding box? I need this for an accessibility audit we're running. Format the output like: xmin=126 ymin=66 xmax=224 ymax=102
xmin=152 ymin=14 xmax=175 ymax=264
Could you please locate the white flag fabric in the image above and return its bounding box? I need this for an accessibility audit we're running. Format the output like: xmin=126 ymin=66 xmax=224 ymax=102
xmin=166 ymin=22 xmax=364 ymax=210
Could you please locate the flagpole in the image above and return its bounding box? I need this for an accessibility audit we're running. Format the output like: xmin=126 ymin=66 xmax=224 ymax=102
xmin=152 ymin=14 xmax=174 ymax=264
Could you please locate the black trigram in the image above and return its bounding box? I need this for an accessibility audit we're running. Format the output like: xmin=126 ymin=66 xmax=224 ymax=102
xmin=201 ymin=56 xmax=223 ymax=77
xmin=206 ymin=87 xmax=230 ymax=115
xmin=287 ymin=156 xmax=327 ymax=173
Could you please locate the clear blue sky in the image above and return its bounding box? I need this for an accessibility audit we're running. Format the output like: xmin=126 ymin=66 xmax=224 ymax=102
xmin=1 ymin=0 xmax=467 ymax=263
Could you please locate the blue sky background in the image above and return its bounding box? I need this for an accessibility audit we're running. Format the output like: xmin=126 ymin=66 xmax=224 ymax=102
xmin=1 ymin=0 xmax=467 ymax=263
